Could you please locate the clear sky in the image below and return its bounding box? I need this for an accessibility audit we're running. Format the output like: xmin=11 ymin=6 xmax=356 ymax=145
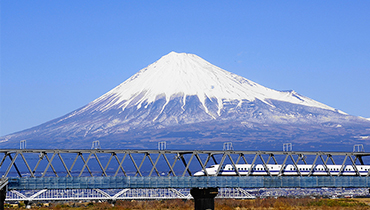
xmin=1 ymin=1 xmax=370 ymax=136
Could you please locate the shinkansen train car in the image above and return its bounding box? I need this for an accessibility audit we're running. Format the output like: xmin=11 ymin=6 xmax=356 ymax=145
xmin=193 ymin=164 xmax=370 ymax=176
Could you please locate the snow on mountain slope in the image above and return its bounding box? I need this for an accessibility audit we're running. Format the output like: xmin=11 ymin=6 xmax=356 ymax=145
xmin=2 ymin=51 xmax=370 ymax=150
xmin=76 ymin=52 xmax=342 ymax=119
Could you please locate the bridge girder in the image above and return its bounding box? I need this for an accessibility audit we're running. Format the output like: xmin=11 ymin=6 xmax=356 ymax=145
xmin=1 ymin=149 xmax=370 ymax=178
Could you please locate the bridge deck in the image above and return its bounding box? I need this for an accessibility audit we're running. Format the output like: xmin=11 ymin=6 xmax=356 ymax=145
xmin=8 ymin=176 xmax=370 ymax=190
xmin=3 ymin=150 xmax=370 ymax=190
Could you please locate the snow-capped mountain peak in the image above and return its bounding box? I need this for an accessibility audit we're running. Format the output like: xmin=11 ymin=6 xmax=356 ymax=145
xmin=2 ymin=51 xmax=369 ymax=150
xmin=83 ymin=51 xmax=339 ymax=117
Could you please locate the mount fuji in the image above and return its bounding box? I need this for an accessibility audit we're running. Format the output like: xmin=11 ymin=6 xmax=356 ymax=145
xmin=1 ymin=52 xmax=370 ymax=150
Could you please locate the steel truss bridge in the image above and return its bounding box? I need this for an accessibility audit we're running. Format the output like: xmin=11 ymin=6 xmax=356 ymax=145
xmin=1 ymin=149 xmax=370 ymax=204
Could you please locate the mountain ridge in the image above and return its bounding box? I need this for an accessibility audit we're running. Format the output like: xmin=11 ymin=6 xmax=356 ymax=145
xmin=1 ymin=52 xmax=369 ymax=150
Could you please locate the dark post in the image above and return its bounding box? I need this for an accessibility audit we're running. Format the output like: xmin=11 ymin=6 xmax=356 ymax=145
xmin=0 ymin=186 xmax=6 ymax=210
xmin=190 ymin=188 xmax=218 ymax=210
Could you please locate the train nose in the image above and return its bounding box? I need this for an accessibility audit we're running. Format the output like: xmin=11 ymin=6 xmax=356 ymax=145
xmin=193 ymin=171 xmax=205 ymax=176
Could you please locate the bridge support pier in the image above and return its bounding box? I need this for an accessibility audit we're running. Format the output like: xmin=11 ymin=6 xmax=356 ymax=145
xmin=0 ymin=187 xmax=5 ymax=210
xmin=190 ymin=188 xmax=218 ymax=210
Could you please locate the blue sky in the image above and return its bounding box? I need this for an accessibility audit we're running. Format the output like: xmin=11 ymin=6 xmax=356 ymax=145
xmin=1 ymin=1 xmax=370 ymax=136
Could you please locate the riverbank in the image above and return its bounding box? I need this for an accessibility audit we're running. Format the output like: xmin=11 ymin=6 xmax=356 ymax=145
xmin=5 ymin=198 xmax=370 ymax=209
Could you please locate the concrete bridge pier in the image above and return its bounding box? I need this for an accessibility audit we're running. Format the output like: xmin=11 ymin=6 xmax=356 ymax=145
xmin=190 ymin=188 xmax=218 ymax=210
xmin=0 ymin=187 xmax=5 ymax=210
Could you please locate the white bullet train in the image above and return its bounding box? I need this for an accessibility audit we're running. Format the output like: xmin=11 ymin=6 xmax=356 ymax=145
xmin=193 ymin=164 xmax=370 ymax=176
